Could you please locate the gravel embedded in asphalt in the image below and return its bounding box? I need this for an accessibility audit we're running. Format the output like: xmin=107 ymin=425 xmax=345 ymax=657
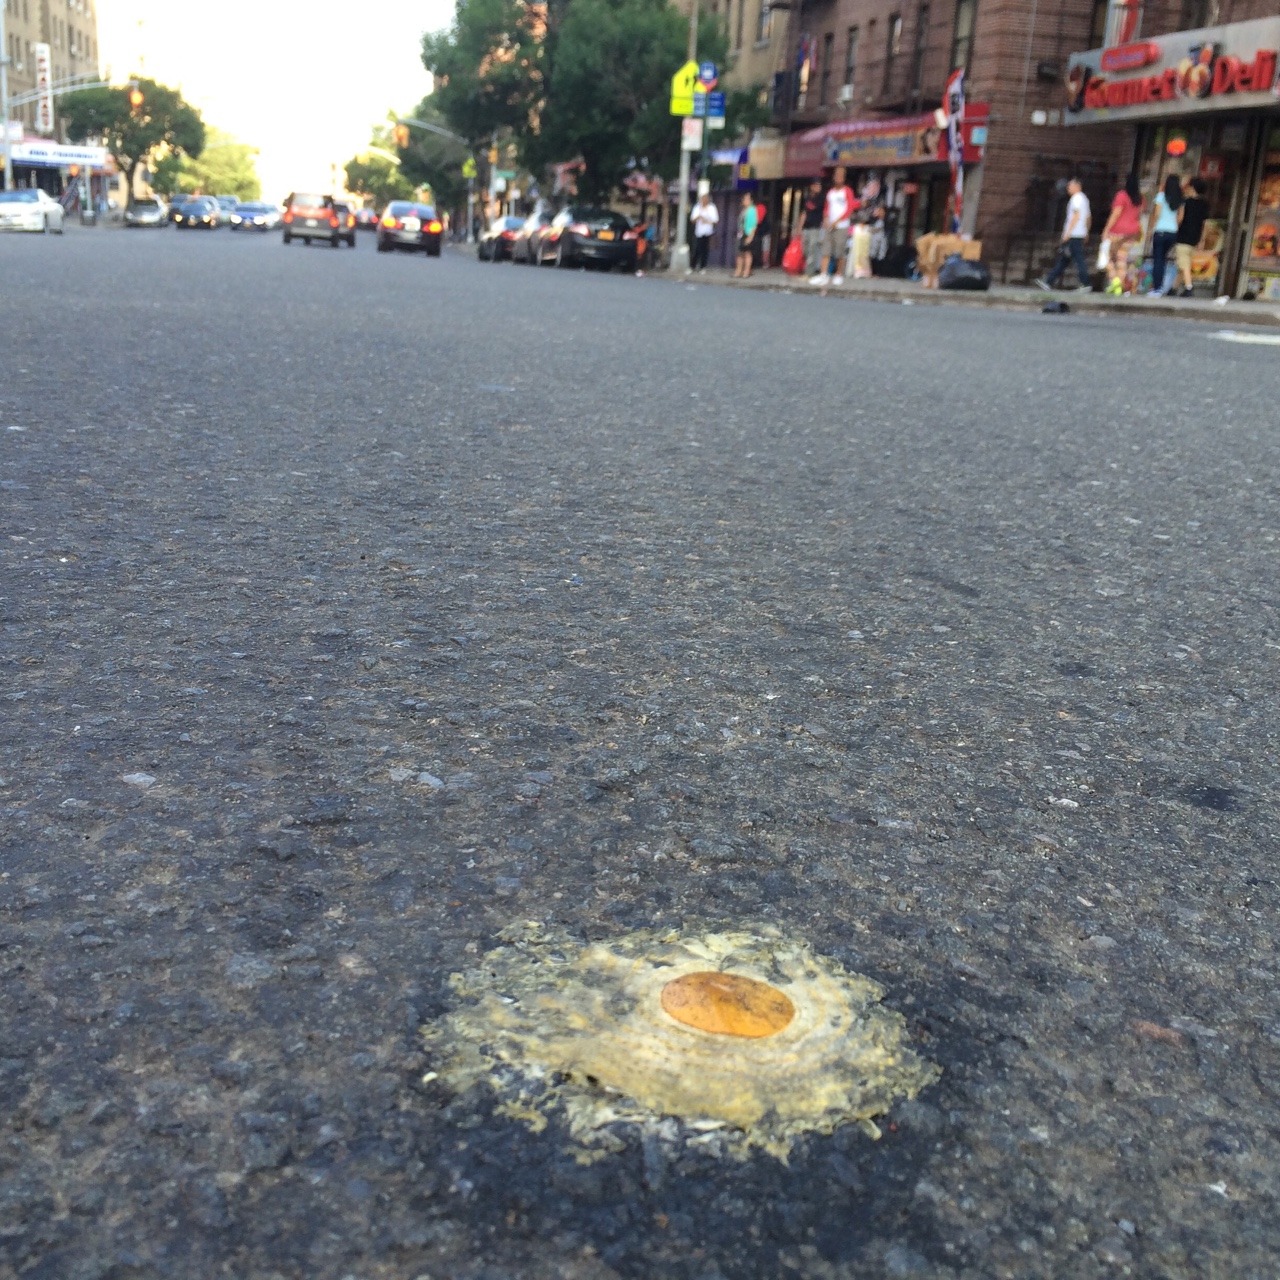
xmin=2 ymin=227 xmax=1279 ymax=1278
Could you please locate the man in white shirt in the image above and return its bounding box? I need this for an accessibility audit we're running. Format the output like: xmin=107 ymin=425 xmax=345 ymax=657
xmin=689 ymin=193 xmax=719 ymax=273
xmin=1037 ymin=177 xmax=1092 ymax=291
xmin=810 ymin=167 xmax=858 ymax=287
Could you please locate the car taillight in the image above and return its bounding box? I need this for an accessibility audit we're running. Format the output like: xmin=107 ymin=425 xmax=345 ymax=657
xmin=328 ymin=215 xmax=339 ymax=227
xmin=283 ymin=211 xmax=293 ymax=222
xmin=427 ymin=220 xmax=442 ymax=233
xmin=382 ymin=215 xmax=397 ymax=228
xmin=500 ymin=230 xmax=514 ymax=238
xmin=569 ymin=222 xmax=589 ymax=235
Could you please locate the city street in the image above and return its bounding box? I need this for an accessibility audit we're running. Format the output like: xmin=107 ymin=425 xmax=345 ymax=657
xmin=4 ymin=226 xmax=1280 ymax=1280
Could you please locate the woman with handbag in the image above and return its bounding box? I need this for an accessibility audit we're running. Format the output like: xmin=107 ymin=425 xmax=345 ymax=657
xmin=1100 ymin=172 xmax=1143 ymax=291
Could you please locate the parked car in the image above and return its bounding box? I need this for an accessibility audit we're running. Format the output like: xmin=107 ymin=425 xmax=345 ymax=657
xmin=512 ymin=211 xmax=553 ymax=263
xmin=281 ymin=193 xmax=343 ymax=246
xmin=539 ymin=206 xmax=637 ymax=269
xmin=354 ymin=207 xmax=379 ymax=231
xmin=173 ymin=196 xmax=220 ymax=229
xmin=477 ymin=215 xmax=524 ymax=261
xmin=214 ymin=195 xmax=240 ymax=226
xmin=0 ymin=187 xmax=65 ymax=233
xmin=229 ymin=201 xmax=280 ymax=231
xmin=332 ymin=201 xmax=358 ymax=247
xmin=124 ymin=197 xmax=167 ymax=228
xmin=375 ymin=201 xmax=443 ymax=256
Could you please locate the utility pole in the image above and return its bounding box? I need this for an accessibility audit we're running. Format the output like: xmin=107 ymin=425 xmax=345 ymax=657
xmin=673 ymin=0 xmax=699 ymax=272
xmin=1 ymin=0 xmax=13 ymax=190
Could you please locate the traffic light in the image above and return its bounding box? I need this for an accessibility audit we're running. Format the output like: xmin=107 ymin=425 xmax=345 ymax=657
xmin=128 ymin=83 xmax=144 ymax=110
xmin=393 ymin=124 xmax=410 ymax=148
xmin=487 ymin=147 xmax=499 ymax=165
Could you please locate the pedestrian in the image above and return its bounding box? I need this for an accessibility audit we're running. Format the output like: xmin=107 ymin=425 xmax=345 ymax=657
xmin=1146 ymin=173 xmax=1183 ymax=296
xmin=800 ymin=179 xmax=824 ymax=275
xmin=1036 ymin=177 xmax=1092 ymax=291
xmin=689 ymin=192 xmax=718 ymax=273
xmin=734 ymin=192 xmax=758 ymax=279
xmin=1100 ymin=170 xmax=1144 ymax=288
xmin=810 ymin=165 xmax=858 ymax=287
xmin=1173 ymin=176 xmax=1209 ymax=298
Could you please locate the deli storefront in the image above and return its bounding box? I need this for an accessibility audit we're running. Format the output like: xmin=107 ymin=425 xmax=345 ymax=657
xmin=780 ymin=106 xmax=988 ymax=257
xmin=1066 ymin=16 xmax=1280 ymax=299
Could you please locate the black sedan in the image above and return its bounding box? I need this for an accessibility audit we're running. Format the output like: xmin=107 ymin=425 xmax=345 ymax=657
xmin=539 ymin=206 xmax=637 ymax=270
xmin=376 ymin=202 xmax=443 ymax=256
xmin=477 ymin=216 xmax=524 ymax=261
xmin=512 ymin=211 xmax=553 ymax=264
xmin=173 ymin=197 xmax=219 ymax=230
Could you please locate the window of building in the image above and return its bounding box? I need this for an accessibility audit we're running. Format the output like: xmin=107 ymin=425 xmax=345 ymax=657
xmin=820 ymin=31 xmax=834 ymax=104
xmin=735 ymin=0 xmax=745 ymax=50
xmin=884 ymin=14 xmax=901 ymax=93
xmin=756 ymin=0 xmax=772 ymax=44
xmin=1088 ymin=0 xmax=1107 ymax=47
xmin=1179 ymin=0 xmax=1211 ymax=28
xmin=911 ymin=3 xmax=930 ymax=95
xmin=950 ymin=0 xmax=975 ymax=73
xmin=844 ymin=25 xmax=858 ymax=90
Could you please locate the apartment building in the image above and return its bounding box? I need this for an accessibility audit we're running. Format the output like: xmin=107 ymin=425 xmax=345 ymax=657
xmin=4 ymin=0 xmax=102 ymax=131
xmin=716 ymin=0 xmax=1279 ymax=282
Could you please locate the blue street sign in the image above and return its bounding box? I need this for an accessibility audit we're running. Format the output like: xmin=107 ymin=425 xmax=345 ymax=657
xmin=699 ymin=61 xmax=718 ymax=85
xmin=694 ymin=91 xmax=707 ymax=116
xmin=708 ymin=91 xmax=726 ymax=117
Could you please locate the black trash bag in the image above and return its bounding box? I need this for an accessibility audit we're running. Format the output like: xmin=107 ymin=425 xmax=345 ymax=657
xmin=937 ymin=253 xmax=991 ymax=291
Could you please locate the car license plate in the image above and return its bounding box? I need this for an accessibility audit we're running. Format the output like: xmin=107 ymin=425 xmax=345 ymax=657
xmin=597 ymin=230 xmax=615 ymax=241
xmin=305 ymin=218 xmax=318 ymax=226
xmin=403 ymin=218 xmax=421 ymax=232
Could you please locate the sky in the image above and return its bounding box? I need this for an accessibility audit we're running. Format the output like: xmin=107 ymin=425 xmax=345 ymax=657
xmin=96 ymin=0 xmax=453 ymax=199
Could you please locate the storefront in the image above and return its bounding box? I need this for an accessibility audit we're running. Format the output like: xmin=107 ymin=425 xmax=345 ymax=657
xmin=8 ymin=138 xmax=111 ymax=208
xmin=1065 ymin=16 xmax=1280 ymax=298
xmin=780 ymin=105 xmax=988 ymax=256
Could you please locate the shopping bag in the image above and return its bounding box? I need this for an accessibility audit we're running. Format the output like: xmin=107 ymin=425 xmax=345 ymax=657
xmin=1095 ymin=238 xmax=1111 ymax=271
xmin=782 ymin=236 xmax=806 ymax=275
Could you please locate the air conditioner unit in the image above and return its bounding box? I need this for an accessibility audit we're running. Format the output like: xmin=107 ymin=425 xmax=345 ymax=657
xmin=838 ymin=84 xmax=854 ymax=103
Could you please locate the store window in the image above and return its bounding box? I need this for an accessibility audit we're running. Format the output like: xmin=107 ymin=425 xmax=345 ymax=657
xmin=950 ymin=0 xmax=975 ymax=73
xmin=1179 ymin=0 xmax=1212 ymax=29
xmin=735 ymin=0 xmax=744 ymax=50
xmin=844 ymin=26 xmax=858 ymax=92
xmin=820 ymin=32 xmax=834 ymax=104
xmin=1088 ymin=0 xmax=1107 ymax=50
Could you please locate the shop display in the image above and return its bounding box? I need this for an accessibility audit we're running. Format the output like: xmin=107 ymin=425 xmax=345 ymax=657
xmin=1245 ymin=138 xmax=1280 ymax=300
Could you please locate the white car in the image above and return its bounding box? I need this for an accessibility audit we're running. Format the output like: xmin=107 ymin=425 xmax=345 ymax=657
xmin=0 ymin=187 xmax=66 ymax=233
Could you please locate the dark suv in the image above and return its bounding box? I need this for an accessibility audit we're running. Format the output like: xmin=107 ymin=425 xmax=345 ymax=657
xmin=282 ymin=193 xmax=342 ymax=247
xmin=332 ymin=201 xmax=357 ymax=248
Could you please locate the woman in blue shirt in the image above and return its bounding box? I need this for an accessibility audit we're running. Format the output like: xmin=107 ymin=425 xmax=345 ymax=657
xmin=734 ymin=193 xmax=758 ymax=279
xmin=1147 ymin=173 xmax=1183 ymax=296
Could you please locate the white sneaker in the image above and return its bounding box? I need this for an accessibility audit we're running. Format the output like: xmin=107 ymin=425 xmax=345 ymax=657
xmin=808 ymin=274 xmax=826 ymax=285
xmin=832 ymin=275 xmax=844 ymax=286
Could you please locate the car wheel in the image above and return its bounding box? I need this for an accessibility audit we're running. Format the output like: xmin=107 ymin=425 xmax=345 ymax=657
xmin=346 ymin=235 xmax=356 ymax=247
xmin=429 ymin=247 xmax=441 ymax=258
xmin=284 ymin=232 xmax=292 ymax=244
xmin=376 ymin=238 xmax=390 ymax=253
xmin=304 ymin=238 xmax=311 ymax=246
xmin=42 ymin=216 xmax=50 ymax=234
xmin=556 ymin=239 xmax=568 ymax=268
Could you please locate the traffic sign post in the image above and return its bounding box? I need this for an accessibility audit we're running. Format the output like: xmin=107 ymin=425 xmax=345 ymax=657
xmin=672 ymin=0 xmax=699 ymax=273
xmin=698 ymin=61 xmax=718 ymax=88
xmin=670 ymin=59 xmax=698 ymax=117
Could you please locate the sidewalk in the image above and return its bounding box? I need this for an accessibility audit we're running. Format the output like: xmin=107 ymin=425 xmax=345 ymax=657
xmin=658 ymin=265 xmax=1280 ymax=328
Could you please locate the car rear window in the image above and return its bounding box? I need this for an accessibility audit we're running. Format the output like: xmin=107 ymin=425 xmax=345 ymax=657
xmin=386 ymin=202 xmax=415 ymax=215
xmin=290 ymin=194 xmax=330 ymax=208
xmin=0 ymin=190 xmax=39 ymax=203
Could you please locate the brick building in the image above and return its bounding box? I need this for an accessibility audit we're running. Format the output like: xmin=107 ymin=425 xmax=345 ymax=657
xmin=719 ymin=0 xmax=1280 ymax=283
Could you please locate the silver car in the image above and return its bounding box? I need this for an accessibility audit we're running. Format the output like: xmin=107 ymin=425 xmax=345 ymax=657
xmin=0 ymin=188 xmax=66 ymax=233
xmin=124 ymin=198 xmax=168 ymax=228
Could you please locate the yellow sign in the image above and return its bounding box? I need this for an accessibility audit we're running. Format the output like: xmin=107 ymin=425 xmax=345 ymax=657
xmin=670 ymin=59 xmax=698 ymax=116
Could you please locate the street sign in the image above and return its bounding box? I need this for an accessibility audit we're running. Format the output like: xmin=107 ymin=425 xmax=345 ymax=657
xmin=461 ymin=157 xmax=477 ymax=179
xmin=34 ymin=44 xmax=54 ymax=135
xmin=708 ymin=115 xmax=726 ymax=130
xmin=692 ymin=91 xmax=726 ymax=118
xmin=681 ymin=117 xmax=704 ymax=151
xmin=693 ymin=92 xmax=707 ymax=116
xmin=670 ymin=59 xmax=698 ymax=116
xmin=698 ymin=61 xmax=719 ymax=87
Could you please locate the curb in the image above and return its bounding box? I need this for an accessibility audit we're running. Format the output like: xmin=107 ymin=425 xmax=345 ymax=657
xmin=655 ymin=269 xmax=1280 ymax=328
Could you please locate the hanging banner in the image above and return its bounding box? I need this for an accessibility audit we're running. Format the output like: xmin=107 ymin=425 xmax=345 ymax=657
xmin=943 ymin=68 xmax=965 ymax=233
xmin=34 ymin=43 xmax=55 ymax=135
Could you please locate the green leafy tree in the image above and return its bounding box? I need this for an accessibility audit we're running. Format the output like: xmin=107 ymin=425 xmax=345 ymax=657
xmin=61 ymin=79 xmax=204 ymax=203
xmin=176 ymin=128 xmax=260 ymax=200
xmin=395 ymin=104 xmax=470 ymax=214
xmin=344 ymin=149 xmax=414 ymax=209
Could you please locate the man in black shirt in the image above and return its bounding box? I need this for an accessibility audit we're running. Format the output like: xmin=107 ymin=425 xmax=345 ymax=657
xmin=1174 ymin=176 xmax=1210 ymax=297
xmin=800 ymin=179 xmax=824 ymax=276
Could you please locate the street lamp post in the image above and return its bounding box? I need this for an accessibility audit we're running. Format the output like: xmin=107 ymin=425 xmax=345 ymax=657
xmin=1 ymin=0 xmax=13 ymax=189
xmin=672 ymin=0 xmax=699 ymax=272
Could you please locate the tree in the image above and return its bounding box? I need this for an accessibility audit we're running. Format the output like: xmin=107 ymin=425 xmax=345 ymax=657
xmin=61 ymin=79 xmax=205 ymax=203
xmin=176 ymin=128 xmax=260 ymax=200
xmin=344 ymin=149 xmax=414 ymax=209
xmin=394 ymin=104 xmax=470 ymax=215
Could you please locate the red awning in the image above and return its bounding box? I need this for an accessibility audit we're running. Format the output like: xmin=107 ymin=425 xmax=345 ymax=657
xmin=784 ymin=103 xmax=989 ymax=178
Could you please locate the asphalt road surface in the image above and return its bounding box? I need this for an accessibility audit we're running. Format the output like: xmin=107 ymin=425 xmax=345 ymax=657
xmin=3 ymin=226 xmax=1279 ymax=1280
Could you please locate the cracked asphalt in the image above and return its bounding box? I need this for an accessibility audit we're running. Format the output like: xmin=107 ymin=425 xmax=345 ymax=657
xmin=2 ymin=227 xmax=1279 ymax=1279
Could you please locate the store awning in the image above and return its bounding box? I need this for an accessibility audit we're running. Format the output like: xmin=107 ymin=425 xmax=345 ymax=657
xmin=784 ymin=103 xmax=989 ymax=178
xmin=11 ymin=139 xmax=110 ymax=171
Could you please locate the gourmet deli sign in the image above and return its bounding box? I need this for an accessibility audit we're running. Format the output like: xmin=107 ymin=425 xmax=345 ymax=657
xmin=1065 ymin=16 xmax=1280 ymax=124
